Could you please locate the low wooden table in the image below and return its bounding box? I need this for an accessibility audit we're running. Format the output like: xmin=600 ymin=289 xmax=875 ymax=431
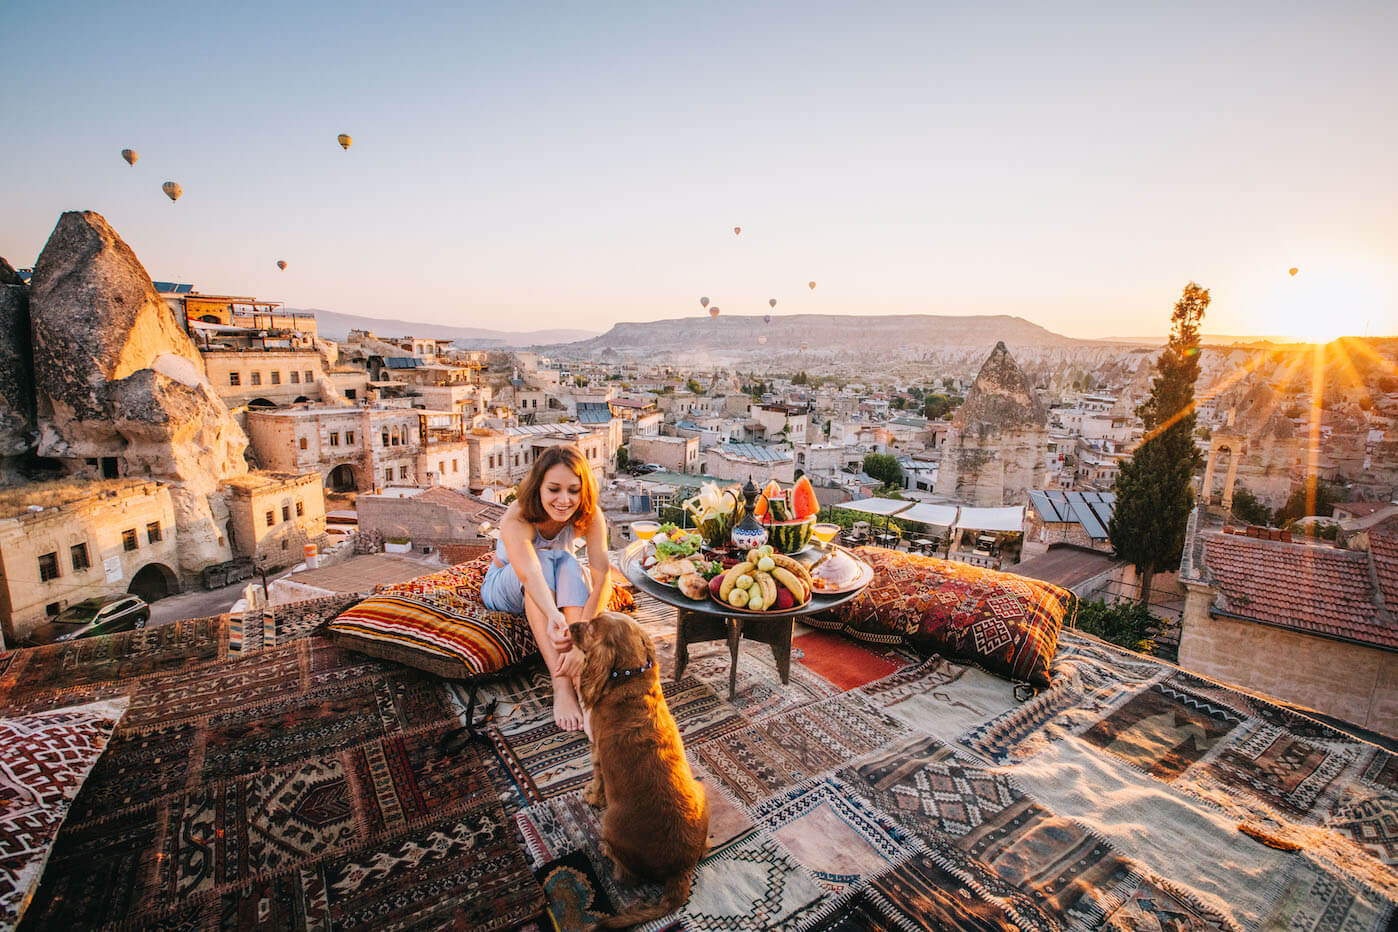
xmin=621 ymin=541 xmax=871 ymax=699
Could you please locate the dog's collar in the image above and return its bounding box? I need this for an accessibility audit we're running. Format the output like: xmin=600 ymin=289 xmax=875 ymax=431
xmin=610 ymin=659 xmax=653 ymax=680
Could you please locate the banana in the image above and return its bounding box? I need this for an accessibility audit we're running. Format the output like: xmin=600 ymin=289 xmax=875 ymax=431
xmin=719 ymin=561 xmax=754 ymax=601
xmin=771 ymin=567 xmax=806 ymax=602
xmin=756 ymin=571 xmax=778 ymax=609
xmin=770 ymin=552 xmax=813 ymax=587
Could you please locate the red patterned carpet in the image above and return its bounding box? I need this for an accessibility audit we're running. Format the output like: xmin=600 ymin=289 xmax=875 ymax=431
xmin=791 ymin=628 xmax=909 ymax=691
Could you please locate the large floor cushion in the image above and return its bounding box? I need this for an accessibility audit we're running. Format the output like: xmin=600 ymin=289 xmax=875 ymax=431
xmin=1 ymin=697 xmax=130 ymax=930
xmin=818 ymin=547 xmax=1074 ymax=687
xmin=327 ymin=554 xmax=633 ymax=679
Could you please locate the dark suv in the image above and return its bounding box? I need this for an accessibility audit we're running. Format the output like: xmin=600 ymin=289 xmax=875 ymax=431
xmin=21 ymin=595 xmax=151 ymax=647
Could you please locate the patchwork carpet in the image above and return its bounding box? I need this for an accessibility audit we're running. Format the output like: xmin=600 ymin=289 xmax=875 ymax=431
xmin=4 ymin=589 xmax=1397 ymax=930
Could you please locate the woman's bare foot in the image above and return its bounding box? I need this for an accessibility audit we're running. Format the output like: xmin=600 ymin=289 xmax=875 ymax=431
xmin=552 ymin=675 xmax=585 ymax=731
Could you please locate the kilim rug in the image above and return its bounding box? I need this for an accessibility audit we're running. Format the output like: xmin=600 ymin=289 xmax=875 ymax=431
xmin=791 ymin=629 xmax=908 ymax=692
xmin=15 ymin=634 xmax=548 ymax=930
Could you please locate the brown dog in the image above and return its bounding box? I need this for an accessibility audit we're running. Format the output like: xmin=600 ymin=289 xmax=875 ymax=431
xmin=569 ymin=612 xmax=709 ymax=929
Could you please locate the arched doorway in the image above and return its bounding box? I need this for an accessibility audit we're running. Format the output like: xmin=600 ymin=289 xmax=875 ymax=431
xmin=247 ymin=398 xmax=277 ymax=410
xmin=129 ymin=563 xmax=179 ymax=601
xmin=328 ymin=463 xmax=358 ymax=492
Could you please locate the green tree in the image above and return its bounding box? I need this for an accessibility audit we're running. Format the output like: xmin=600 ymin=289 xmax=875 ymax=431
xmin=862 ymin=452 xmax=903 ymax=488
xmin=615 ymin=446 xmax=630 ymax=472
xmin=1230 ymin=486 xmax=1271 ymax=526
xmin=1276 ymin=480 xmax=1344 ymax=525
xmin=1108 ymin=282 xmax=1208 ymax=607
xmin=685 ymin=378 xmax=703 ymax=394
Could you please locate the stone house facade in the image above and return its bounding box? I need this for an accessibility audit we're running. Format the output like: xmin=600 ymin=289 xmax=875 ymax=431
xmin=0 ymin=479 xmax=179 ymax=642
xmin=201 ymin=350 xmax=327 ymax=408
xmin=628 ymin=435 xmax=699 ymax=473
xmin=221 ymin=472 xmax=328 ymax=568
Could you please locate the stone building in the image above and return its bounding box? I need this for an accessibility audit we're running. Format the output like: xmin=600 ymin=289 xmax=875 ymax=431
xmin=356 ymin=486 xmax=505 ymax=557
xmin=222 ymin=472 xmax=328 ymax=568
xmin=1178 ymin=515 xmax=1397 ymax=735
xmin=934 ymin=342 xmax=1048 ymax=507
xmin=703 ymin=443 xmax=795 ymax=483
xmin=245 ymin=407 xmax=473 ymax=494
xmin=0 ymin=479 xmax=179 ymax=642
xmin=201 ymin=349 xmax=330 ymax=408
xmin=1023 ymin=490 xmax=1116 ymax=557
xmin=628 ymin=435 xmax=699 ymax=474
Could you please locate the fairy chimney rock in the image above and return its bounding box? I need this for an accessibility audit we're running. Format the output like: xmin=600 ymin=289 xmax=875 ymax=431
xmin=0 ymin=258 xmax=36 ymax=463
xmin=934 ymin=341 xmax=1049 ymax=507
xmin=27 ymin=211 xmax=249 ymax=570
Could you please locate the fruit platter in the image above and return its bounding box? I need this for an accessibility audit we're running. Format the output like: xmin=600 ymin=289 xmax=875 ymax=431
xmin=681 ymin=476 xmax=823 ymax=554
xmin=709 ymin=544 xmax=815 ymax=613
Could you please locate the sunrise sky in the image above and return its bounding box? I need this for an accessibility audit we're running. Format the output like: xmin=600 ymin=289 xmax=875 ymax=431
xmin=2 ymin=0 xmax=1394 ymax=341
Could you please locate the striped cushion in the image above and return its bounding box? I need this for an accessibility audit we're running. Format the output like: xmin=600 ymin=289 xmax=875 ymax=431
xmin=328 ymin=594 xmax=537 ymax=679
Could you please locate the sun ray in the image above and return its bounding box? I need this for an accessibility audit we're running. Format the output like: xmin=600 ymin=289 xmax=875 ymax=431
xmin=1306 ymin=344 xmax=1325 ymax=517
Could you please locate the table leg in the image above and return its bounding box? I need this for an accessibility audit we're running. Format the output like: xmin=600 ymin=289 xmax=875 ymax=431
xmin=771 ymin=617 xmax=793 ymax=685
xmin=675 ymin=607 xmax=689 ymax=681
xmin=726 ymin=616 xmax=744 ymax=700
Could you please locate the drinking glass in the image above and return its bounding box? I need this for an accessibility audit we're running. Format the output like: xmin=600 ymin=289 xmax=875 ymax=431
xmin=632 ymin=521 xmax=660 ymax=541
xmin=811 ymin=522 xmax=840 ymax=545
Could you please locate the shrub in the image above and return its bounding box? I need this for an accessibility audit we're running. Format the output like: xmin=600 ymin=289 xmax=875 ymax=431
xmin=1075 ymin=598 xmax=1156 ymax=654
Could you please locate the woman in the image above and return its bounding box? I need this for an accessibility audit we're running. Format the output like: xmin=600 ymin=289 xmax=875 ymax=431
xmin=481 ymin=445 xmax=611 ymax=731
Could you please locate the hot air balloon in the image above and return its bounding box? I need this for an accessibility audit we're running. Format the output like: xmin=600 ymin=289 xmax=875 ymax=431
xmin=768 ymin=298 xmax=777 ymax=308
xmin=699 ymin=296 xmax=709 ymax=309
xmin=709 ymin=307 xmax=720 ymax=318
xmin=162 ymin=181 xmax=182 ymax=203
xmin=121 ymin=149 xmax=138 ymax=166
xmin=763 ymin=314 xmax=771 ymax=324
xmin=337 ymin=134 xmax=352 ymax=150
xmin=1289 ymin=267 xmax=1298 ymax=277
xmin=277 ymin=260 xmax=287 ymax=270
xmin=733 ymin=226 xmax=741 ymax=236
xmin=808 ymin=281 xmax=816 ymax=291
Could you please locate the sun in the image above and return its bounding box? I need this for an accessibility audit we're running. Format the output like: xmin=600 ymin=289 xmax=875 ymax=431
xmin=1241 ymin=257 xmax=1392 ymax=342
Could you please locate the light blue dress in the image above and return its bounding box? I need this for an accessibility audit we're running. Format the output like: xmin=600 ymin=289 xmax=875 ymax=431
xmin=480 ymin=525 xmax=591 ymax=616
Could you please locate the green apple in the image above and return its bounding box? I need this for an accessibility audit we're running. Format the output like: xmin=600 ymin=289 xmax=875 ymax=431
xmin=735 ymin=573 xmax=754 ymax=590
xmin=728 ymin=587 xmax=749 ymax=608
xmin=756 ymin=556 xmax=776 ymax=573
xmin=747 ymin=591 xmax=765 ymax=611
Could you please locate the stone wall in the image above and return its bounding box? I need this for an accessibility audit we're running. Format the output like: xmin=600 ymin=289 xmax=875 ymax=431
xmin=223 ymin=472 xmax=327 ymax=568
xmin=1179 ymin=583 xmax=1398 ymax=737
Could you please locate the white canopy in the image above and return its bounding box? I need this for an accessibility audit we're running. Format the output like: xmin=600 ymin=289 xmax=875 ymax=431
xmin=954 ymin=506 xmax=1025 ymax=533
xmin=898 ymin=502 xmax=959 ymax=528
xmin=836 ymin=497 xmax=914 ymax=517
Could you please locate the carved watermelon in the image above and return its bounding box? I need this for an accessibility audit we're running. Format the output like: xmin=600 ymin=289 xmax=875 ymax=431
xmin=767 ymin=516 xmax=814 ymax=553
xmin=792 ymin=476 xmax=819 ymax=520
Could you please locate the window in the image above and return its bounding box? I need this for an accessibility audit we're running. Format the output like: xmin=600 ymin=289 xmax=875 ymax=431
xmin=289 ymin=370 xmax=300 ymax=384
xmin=101 ymin=456 xmax=119 ymax=479
xmin=382 ymin=430 xmax=390 ymax=446
xmin=391 ymin=427 xmax=400 ymax=446
xmin=271 ymin=371 xmax=281 ymax=385
xmin=282 ymin=505 xmax=291 ymax=522
xmin=345 ymin=389 xmax=356 ymax=400
xmin=266 ymin=510 xmax=275 ymax=527
xmin=122 ymin=528 xmax=138 ymax=551
xmin=250 ymin=371 xmax=262 ymax=386
xmin=329 ymin=432 xmax=340 ymax=447
xmin=295 ymin=501 xmax=304 ymax=517
xmin=399 ymin=465 xmax=409 ymax=479
xmin=304 ymin=370 xmax=313 ymax=382
xmin=46 ymin=602 xmax=61 ymax=617
xmin=299 ymin=437 xmax=308 ymax=450
xmin=229 ymin=372 xmax=241 ymax=386
xmin=345 ymin=431 xmax=354 ymax=445
xmin=452 ymin=459 xmax=459 ymax=473
xmin=146 ymin=521 xmax=162 ymax=543
xmin=71 ymin=542 xmax=90 ymax=571
xmin=39 ymin=552 xmax=60 ymax=582
xmin=385 ymin=468 xmax=393 ymax=482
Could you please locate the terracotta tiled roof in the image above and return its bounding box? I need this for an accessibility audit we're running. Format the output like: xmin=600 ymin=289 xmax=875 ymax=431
xmin=1202 ymin=534 xmax=1398 ymax=650
xmin=1370 ymin=532 xmax=1398 ymax=610
xmin=413 ymin=486 xmax=505 ymax=521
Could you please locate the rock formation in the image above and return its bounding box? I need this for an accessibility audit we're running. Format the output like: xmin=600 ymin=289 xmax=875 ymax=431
xmin=934 ymin=341 xmax=1048 ymax=506
xmin=0 ymin=258 xmax=35 ymax=465
xmin=28 ymin=210 xmax=250 ymax=573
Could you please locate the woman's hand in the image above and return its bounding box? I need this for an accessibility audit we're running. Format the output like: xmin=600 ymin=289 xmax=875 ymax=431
xmin=547 ymin=609 xmax=572 ymax=654
xmin=554 ymin=647 xmax=585 ymax=679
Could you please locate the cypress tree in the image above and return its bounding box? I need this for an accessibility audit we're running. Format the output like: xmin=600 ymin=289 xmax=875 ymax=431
xmin=1108 ymin=282 xmax=1208 ymax=607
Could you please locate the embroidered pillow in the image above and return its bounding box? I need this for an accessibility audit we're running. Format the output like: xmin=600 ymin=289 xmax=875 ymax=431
xmin=327 ymin=594 xmax=538 ymax=679
xmin=378 ymin=555 xmax=635 ymax=614
xmin=1 ymin=697 xmax=130 ymax=930
xmin=821 ymin=547 xmax=1074 ymax=687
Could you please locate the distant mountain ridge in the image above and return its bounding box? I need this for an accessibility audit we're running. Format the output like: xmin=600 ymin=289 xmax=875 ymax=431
xmin=301 ymin=307 xmax=598 ymax=348
xmin=553 ymin=313 xmax=1095 ymax=355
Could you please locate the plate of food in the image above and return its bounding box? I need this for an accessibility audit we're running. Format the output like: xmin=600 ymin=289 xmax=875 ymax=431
xmin=707 ymin=546 xmax=814 ymax=613
xmin=798 ymin=546 xmax=874 ymax=595
xmin=645 ymin=556 xmax=724 ymax=602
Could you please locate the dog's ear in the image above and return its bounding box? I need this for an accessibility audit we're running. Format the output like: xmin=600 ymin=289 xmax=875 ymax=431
xmin=578 ymin=629 xmax=614 ymax=709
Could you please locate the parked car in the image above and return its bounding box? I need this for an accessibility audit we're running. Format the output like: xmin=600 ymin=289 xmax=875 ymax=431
xmin=629 ymin=463 xmax=663 ymax=475
xmin=21 ymin=595 xmax=150 ymax=647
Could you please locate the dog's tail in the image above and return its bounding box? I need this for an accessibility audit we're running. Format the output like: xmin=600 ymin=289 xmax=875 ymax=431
xmin=594 ymin=871 xmax=692 ymax=930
